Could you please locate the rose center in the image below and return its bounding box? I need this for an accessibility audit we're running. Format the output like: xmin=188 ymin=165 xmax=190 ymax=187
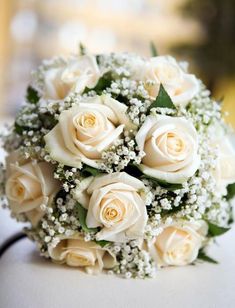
xmin=16 ymin=184 xmax=25 ymax=195
xmin=155 ymin=64 xmax=179 ymax=83
xmin=168 ymin=242 xmax=191 ymax=260
xmin=12 ymin=182 xmax=26 ymax=200
xmin=78 ymin=113 xmax=97 ymax=128
xmin=166 ymin=132 xmax=185 ymax=155
xmin=66 ymin=253 xmax=93 ymax=266
xmin=104 ymin=207 xmax=119 ymax=220
xmin=64 ymin=70 xmax=81 ymax=82
xmin=174 ymin=87 xmax=183 ymax=96
xmin=100 ymin=197 xmax=126 ymax=226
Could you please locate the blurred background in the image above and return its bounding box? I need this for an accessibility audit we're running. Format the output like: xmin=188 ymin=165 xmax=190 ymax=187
xmin=0 ymin=0 xmax=234 ymax=127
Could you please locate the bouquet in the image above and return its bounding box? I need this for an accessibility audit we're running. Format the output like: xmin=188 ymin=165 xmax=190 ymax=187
xmin=1 ymin=45 xmax=235 ymax=278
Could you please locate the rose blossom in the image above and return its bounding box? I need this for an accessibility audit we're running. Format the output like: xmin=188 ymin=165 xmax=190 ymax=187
xmin=72 ymin=172 xmax=148 ymax=242
xmin=48 ymin=235 xmax=116 ymax=274
xmin=148 ymin=220 xmax=208 ymax=267
xmin=213 ymin=135 xmax=235 ymax=195
xmin=43 ymin=54 xmax=100 ymax=100
xmin=5 ymin=152 xmax=60 ymax=226
xmin=137 ymin=56 xmax=199 ymax=107
xmin=135 ymin=115 xmax=200 ymax=183
xmin=44 ymin=95 xmax=133 ymax=168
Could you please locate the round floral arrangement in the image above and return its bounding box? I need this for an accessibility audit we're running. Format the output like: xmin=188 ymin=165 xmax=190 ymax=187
xmin=0 ymin=46 xmax=235 ymax=278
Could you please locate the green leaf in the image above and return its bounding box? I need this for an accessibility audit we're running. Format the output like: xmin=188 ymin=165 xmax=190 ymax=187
xmin=150 ymin=41 xmax=158 ymax=57
xmin=197 ymin=250 xmax=218 ymax=264
xmin=155 ymin=180 xmax=183 ymax=191
xmin=148 ymin=84 xmax=176 ymax=113
xmin=81 ymin=165 xmax=102 ymax=177
xmin=124 ymin=164 xmax=143 ymax=178
xmin=14 ymin=122 xmax=33 ymax=135
xmin=141 ymin=174 xmax=183 ymax=191
xmin=95 ymin=240 xmax=110 ymax=247
xmin=79 ymin=42 xmax=86 ymax=55
xmin=39 ymin=113 xmax=57 ymax=129
xmin=226 ymin=183 xmax=235 ymax=200
xmin=228 ymin=210 xmax=234 ymax=225
xmin=84 ymin=74 xmax=111 ymax=95
xmin=26 ymin=86 xmax=40 ymax=104
xmin=74 ymin=203 xmax=98 ymax=233
xmin=14 ymin=123 xmax=24 ymax=135
xmin=96 ymin=54 xmax=101 ymax=65
xmin=208 ymin=222 xmax=230 ymax=237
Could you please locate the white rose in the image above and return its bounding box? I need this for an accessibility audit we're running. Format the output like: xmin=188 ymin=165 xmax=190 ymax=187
xmin=72 ymin=172 xmax=148 ymax=242
xmin=43 ymin=55 xmax=100 ymax=100
xmin=149 ymin=220 xmax=208 ymax=267
xmin=139 ymin=56 xmax=199 ymax=107
xmin=135 ymin=115 xmax=200 ymax=183
xmin=48 ymin=235 xmax=116 ymax=275
xmin=44 ymin=95 xmax=132 ymax=168
xmin=5 ymin=152 xmax=60 ymax=226
xmin=213 ymin=135 xmax=235 ymax=195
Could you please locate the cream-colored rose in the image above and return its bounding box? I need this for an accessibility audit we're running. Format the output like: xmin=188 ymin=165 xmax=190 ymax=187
xmin=213 ymin=135 xmax=235 ymax=195
xmin=43 ymin=55 xmax=100 ymax=100
xmin=48 ymin=235 xmax=116 ymax=275
xmin=149 ymin=220 xmax=208 ymax=267
xmin=72 ymin=172 xmax=148 ymax=242
xmin=44 ymin=95 xmax=132 ymax=168
xmin=5 ymin=152 xmax=60 ymax=226
xmin=139 ymin=56 xmax=199 ymax=107
xmin=135 ymin=115 xmax=200 ymax=183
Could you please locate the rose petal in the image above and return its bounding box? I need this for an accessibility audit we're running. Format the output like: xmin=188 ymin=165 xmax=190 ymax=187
xmin=102 ymin=94 xmax=135 ymax=129
xmin=139 ymin=153 xmax=200 ymax=184
xmin=44 ymin=124 xmax=100 ymax=168
xmin=87 ymin=172 xmax=145 ymax=194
